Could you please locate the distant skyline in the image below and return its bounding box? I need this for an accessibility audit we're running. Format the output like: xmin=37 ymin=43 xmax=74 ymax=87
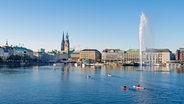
xmin=0 ymin=0 xmax=184 ymax=52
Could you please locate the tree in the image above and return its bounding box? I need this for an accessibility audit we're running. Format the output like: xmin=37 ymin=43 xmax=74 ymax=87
xmin=7 ymin=55 xmax=21 ymax=61
xmin=0 ymin=57 xmax=2 ymax=62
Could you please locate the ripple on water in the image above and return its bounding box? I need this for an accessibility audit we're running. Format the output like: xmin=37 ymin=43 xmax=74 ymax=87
xmin=0 ymin=65 xmax=184 ymax=104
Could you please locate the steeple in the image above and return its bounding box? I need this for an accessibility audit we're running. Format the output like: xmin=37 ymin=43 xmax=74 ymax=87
xmin=6 ymin=40 xmax=8 ymax=46
xmin=65 ymin=32 xmax=70 ymax=46
xmin=66 ymin=32 xmax=69 ymax=41
xmin=64 ymin=32 xmax=70 ymax=56
xmin=61 ymin=32 xmax=65 ymax=51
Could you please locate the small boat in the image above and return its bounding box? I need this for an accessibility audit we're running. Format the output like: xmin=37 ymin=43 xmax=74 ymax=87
xmin=53 ymin=63 xmax=64 ymax=66
xmin=133 ymin=85 xmax=144 ymax=90
xmin=122 ymin=62 xmax=139 ymax=66
xmin=107 ymin=74 xmax=112 ymax=77
xmin=121 ymin=86 xmax=128 ymax=90
xmin=74 ymin=63 xmax=78 ymax=67
xmin=86 ymin=75 xmax=91 ymax=79
xmin=82 ymin=64 xmax=85 ymax=67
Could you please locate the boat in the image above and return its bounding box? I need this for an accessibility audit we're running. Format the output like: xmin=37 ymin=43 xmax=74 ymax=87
xmin=86 ymin=75 xmax=91 ymax=79
xmin=83 ymin=63 xmax=104 ymax=66
xmin=133 ymin=85 xmax=144 ymax=90
xmin=121 ymin=86 xmax=128 ymax=90
xmin=82 ymin=63 xmax=85 ymax=67
xmin=94 ymin=63 xmax=104 ymax=66
xmin=122 ymin=62 xmax=139 ymax=66
xmin=107 ymin=73 xmax=112 ymax=77
xmin=153 ymin=63 xmax=162 ymax=66
xmin=74 ymin=63 xmax=79 ymax=67
xmin=53 ymin=63 xmax=64 ymax=66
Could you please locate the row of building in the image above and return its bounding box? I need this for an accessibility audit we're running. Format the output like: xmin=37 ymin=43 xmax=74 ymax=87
xmin=0 ymin=41 xmax=33 ymax=58
xmin=0 ymin=32 xmax=71 ymax=62
xmin=0 ymin=42 xmax=179 ymax=65
xmin=1 ymin=32 xmax=184 ymax=65
xmin=70 ymin=48 xmax=184 ymax=65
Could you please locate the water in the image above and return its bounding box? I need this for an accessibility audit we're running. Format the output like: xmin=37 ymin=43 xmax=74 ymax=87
xmin=0 ymin=65 xmax=184 ymax=104
xmin=139 ymin=12 xmax=148 ymax=66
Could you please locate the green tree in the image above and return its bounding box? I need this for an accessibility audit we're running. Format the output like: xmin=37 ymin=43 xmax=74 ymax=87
xmin=7 ymin=55 xmax=21 ymax=61
xmin=0 ymin=57 xmax=2 ymax=62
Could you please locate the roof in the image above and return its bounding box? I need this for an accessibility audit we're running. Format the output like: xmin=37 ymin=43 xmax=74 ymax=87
xmin=145 ymin=48 xmax=170 ymax=52
xmin=102 ymin=49 xmax=120 ymax=52
xmin=127 ymin=49 xmax=139 ymax=52
xmin=72 ymin=51 xmax=80 ymax=54
xmin=178 ymin=48 xmax=184 ymax=52
xmin=13 ymin=46 xmax=33 ymax=52
xmin=2 ymin=46 xmax=13 ymax=52
xmin=82 ymin=49 xmax=99 ymax=52
xmin=69 ymin=48 xmax=75 ymax=54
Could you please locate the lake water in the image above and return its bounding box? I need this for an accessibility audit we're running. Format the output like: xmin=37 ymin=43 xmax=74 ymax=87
xmin=0 ymin=64 xmax=184 ymax=104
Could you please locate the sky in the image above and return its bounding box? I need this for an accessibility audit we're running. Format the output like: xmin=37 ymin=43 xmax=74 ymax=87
xmin=0 ymin=0 xmax=184 ymax=53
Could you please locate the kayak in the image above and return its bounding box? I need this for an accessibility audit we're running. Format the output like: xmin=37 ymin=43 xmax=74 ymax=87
xmin=121 ymin=86 xmax=128 ymax=90
xmin=133 ymin=85 xmax=144 ymax=90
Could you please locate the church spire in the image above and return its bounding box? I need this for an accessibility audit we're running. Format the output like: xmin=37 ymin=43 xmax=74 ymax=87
xmin=66 ymin=32 xmax=69 ymax=41
xmin=6 ymin=40 xmax=8 ymax=46
xmin=61 ymin=32 xmax=65 ymax=51
xmin=64 ymin=32 xmax=70 ymax=56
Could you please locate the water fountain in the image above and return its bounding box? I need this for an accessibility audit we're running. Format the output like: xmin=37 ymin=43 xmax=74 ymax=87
xmin=139 ymin=12 xmax=148 ymax=67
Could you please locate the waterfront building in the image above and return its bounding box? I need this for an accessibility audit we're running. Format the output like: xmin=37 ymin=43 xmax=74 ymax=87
xmin=61 ymin=32 xmax=70 ymax=56
xmin=46 ymin=50 xmax=68 ymax=62
xmin=38 ymin=48 xmax=45 ymax=53
xmin=0 ymin=47 xmax=4 ymax=57
xmin=33 ymin=49 xmax=50 ymax=62
xmin=123 ymin=49 xmax=139 ymax=63
xmin=56 ymin=52 xmax=68 ymax=61
xmin=80 ymin=49 xmax=101 ymax=63
xmin=13 ymin=46 xmax=33 ymax=58
xmin=46 ymin=51 xmax=58 ymax=62
xmin=102 ymin=49 xmax=123 ymax=62
xmin=2 ymin=41 xmax=14 ymax=58
xmin=143 ymin=48 xmax=171 ymax=65
xmin=176 ymin=48 xmax=184 ymax=62
xmin=70 ymin=51 xmax=80 ymax=62
xmin=34 ymin=49 xmax=69 ymax=62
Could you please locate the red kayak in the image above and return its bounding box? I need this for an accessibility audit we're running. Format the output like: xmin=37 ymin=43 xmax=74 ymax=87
xmin=133 ymin=85 xmax=144 ymax=90
xmin=121 ymin=86 xmax=128 ymax=90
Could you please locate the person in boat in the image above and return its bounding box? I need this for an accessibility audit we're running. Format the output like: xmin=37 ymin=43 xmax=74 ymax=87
xmin=136 ymin=84 xmax=140 ymax=87
xmin=86 ymin=75 xmax=91 ymax=79
xmin=121 ymin=86 xmax=128 ymax=90
xmin=134 ymin=84 xmax=144 ymax=89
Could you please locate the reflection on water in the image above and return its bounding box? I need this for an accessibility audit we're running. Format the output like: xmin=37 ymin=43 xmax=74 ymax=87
xmin=61 ymin=64 xmax=69 ymax=81
xmin=0 ymin=64 xmax=184 ymax=104
xmin=176 ymin=67 xmax=184 ymax=73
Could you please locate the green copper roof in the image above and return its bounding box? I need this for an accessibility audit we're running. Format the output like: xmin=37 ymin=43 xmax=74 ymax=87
xmin=127 ymin=49 xmax=139 ymax=52
xmin=72 ymin=51 xmax=80 ymax=54
xmin=13 ymin=46 xmax=33 ymax=52
xmin=118 ymin=50 xmax=125 ymax=53
xmin=179 ymin=48 xmax=184 ymax=52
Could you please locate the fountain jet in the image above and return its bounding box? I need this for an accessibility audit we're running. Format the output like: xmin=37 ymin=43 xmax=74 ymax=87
xmin=139 ymin=12 xmax=148 ymax=67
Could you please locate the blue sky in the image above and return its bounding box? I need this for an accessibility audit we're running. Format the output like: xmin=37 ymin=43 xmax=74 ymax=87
xmin=0 ymin=0 xmax=183 ymax=52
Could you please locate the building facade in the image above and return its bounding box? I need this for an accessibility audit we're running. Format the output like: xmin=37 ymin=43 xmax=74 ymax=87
xmin=176 ymin=48 xmax=184 ymax=62
xmin=70 ymin=52 xmax=80 ymax=62
xmin=102 ymin=49 xmax=123 ymax=62
xmin=13 ymin=46 xmax=33 ymax=58
xmin=123 ymin=49 xmax=139 ymax=63
xmin=0 ymin=47 xmax=4 ymax=57
xmin=2 ymin=41 xmax=14 ymax=58
xmin=80 ymin=49 xmax=101 ymax=63
xmin=143 ymin=48 xmax=171 ymax=65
